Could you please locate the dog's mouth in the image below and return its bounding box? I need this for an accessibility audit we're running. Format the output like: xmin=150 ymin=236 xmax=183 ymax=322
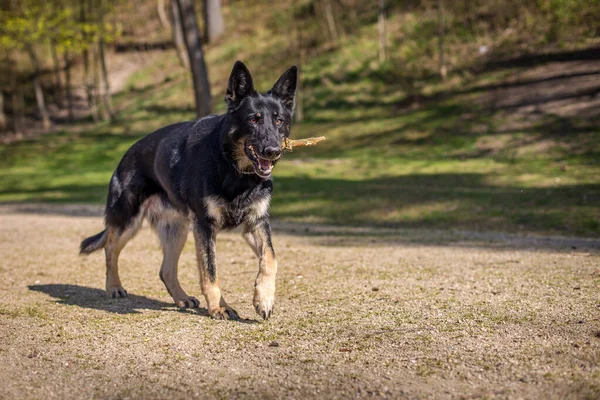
xmin=245 ymin=144 xmax=280 ymax=179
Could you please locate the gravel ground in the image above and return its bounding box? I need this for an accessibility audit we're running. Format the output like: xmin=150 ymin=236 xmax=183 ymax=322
xmin=0 ymin=205 xmax=599 ymax=399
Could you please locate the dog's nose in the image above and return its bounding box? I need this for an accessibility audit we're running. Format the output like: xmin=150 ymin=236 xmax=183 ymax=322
xmin=263 ymin=146 xmax=282 ymax=160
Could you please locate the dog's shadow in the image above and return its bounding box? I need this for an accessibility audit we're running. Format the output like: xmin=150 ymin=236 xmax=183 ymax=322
xmin=28 ymin=284 xmax=258 ymax=323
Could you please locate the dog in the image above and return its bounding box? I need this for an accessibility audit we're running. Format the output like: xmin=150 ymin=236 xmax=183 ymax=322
xmin=80 ymin=61 xmax=297 ymax=320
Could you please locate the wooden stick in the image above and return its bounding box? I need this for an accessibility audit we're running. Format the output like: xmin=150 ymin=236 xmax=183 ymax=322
xmin=282 ymin=136 xmax=326 ymax=152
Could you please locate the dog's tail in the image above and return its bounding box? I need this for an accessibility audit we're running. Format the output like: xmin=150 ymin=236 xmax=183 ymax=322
xmin=80 ymin=230 xmax=107 ymax=255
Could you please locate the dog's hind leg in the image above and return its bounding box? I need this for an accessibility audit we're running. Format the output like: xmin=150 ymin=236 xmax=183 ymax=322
xmin=148 ymin=204 xmax=199 ymax=309
xmin=104 ymin=213 xmax=144 ymax=298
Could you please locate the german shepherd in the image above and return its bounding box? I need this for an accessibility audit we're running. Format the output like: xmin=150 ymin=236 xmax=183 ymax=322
xmin=80 ymin=61 xmax=297 ymax=320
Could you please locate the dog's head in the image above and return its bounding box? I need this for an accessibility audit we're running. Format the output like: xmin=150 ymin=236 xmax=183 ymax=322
xmin=225 ymin=61 xmax=297 ymax=179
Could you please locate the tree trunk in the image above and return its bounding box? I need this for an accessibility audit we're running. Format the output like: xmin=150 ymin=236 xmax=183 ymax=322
xmin=157 ymin=0 xmax=171 ymax=32
xmin=171 ymin=0 xmax=190 ymax=68
xmin=203 ymin=0 xmax=224 ymax=43
xmin=99 ymin=38 xmax=116 ymax=122
xmin=176 ymin=0 xmax=212 ymax=117
xmin=0 ymin=90 xmax=6 ymax=131
xmin=92 ymin=42 xmax=104 ymax=120
xmin=64 ymin=52 xmax=74 ymax=122
xmin=50 ymin=41 xmax=64 ymax=107
xmin=80 ymin=0 xmax=97 ymax=119
xmin=438 ymin=0 xmax=447 ymax=80
xmin=292 ymin=3 xmax=304 ymax=123
xmin=378 ymin=0 xmax=386 ymax=64
xmin=86 ymin=46 xmax=99 ymax=122
xmin=27 ymin=47 xmax=51 ymax=130
xmin=322 ymin=0 xmax=339 ymax=46
xmin=11 ymin=87 xmax=24 ymax=134
xmin=98 ymin=2 xmax=116 ymax=122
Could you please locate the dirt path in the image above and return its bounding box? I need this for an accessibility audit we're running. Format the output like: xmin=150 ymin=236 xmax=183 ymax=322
xmin=0 ymin=206 xmax=598 ymax=399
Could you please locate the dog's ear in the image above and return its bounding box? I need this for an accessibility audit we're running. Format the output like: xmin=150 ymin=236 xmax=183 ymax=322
xmin=269 ymin=66 xmax=298 ymax=111
xmin=225 ymin=61 xmax=255 ymax=111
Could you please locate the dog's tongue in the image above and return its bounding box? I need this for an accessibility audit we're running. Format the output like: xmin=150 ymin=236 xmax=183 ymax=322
xmin=258 ymin=158 xmax=272 ymax=173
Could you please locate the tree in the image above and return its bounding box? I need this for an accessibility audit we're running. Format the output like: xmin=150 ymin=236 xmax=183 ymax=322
xmin=0 ymin=90 xmax=6 ymax=131
xmin=27 ymin=45 xmax=51 ymax=130
xmin=176 ymin=0 xmax=212 ymax=118
xmin=291 ymin=1 xmax=305 ymax=122
xmin=438 ymin=0 xmax=447 ymax=80
xmin=97 ymin=0 xmax=116 ymax=122
xmin=170 ymin=0 xmax=190 ymax=68
xmin=320 ymin=0 xmax=339 ymax=46
xmin=378 ymin=0 xmax=386 ymax=64
xmin=50 ymin=40 xmax=64 ymax=107
xmin=63 ymin=51 xmax=74 ymax=122
xmin=204 ymin=0 xmax=224 ymax=43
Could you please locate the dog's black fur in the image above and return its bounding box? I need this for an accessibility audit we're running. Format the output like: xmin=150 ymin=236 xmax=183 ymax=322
xmin=80 ymin=61 xmax=297 ymax=320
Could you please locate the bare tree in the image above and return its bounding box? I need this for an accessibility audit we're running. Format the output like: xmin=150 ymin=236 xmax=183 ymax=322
xmin=80 ymin=0 xmax=97 ymax=120
xmin=50 ymin=40 xmax=64 ymax=107
xmin=176 ymin=0 xmax=212 ymax=117
xmin=92 ymin=43 xmax=103 ymax=120
xmin=292 ymin=2 xmax=304 ymax=122
xmin=204 ymin=0 xmax=224 ymax=43
xmin=157 ymin=0 xmax=170 ymax=31
xmin=11 ymin=87 xmax=24 ymax=134
xmin=378 ymin=0 xmax=386 ymax=63
xmin=0 ymin=90 xmax=6 ymax=131
xmin=438 ymin=0 xmax=447 ymax=80
xmin=63 ymin=52 xmax=74 ymax=122
xmin=170 ymin=0 xmax=190 ymax=68
xmin=27 ymin=46 xmax=51 ymax=130
xmin=321 ymin=0 xmax=339 ymax=46
xmin=98 ymin=0 xmax=116 ymax=122
xmin=98 ymin=38 xmax=115 ymax=121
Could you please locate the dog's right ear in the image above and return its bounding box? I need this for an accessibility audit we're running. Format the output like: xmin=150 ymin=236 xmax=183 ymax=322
xmin=225 ymin=61 xmax=255 ymax=111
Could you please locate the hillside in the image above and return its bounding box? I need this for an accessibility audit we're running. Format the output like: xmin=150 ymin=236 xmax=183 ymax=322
xmin=1 ymin=0 xmax=599 ymax=236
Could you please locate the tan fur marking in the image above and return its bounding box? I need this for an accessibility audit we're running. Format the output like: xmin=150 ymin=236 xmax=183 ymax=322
xmin=246 ymin=195 xmax=271 ymax=225
xmin=242 ymin=228 xmax=260 ymax=258
xmin=204 ymin=195 xmax=226 ymax=227
xmin=232 ymin=138 xmax=254 ymax=174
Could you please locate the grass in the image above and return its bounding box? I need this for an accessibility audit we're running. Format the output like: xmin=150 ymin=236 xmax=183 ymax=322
xmin=1 ymin=3 xmax=599 ymax=237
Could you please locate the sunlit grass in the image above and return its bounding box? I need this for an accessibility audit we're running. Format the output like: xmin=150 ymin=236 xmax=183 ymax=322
xmin=0 ymin=3 xmax=598 ymax=236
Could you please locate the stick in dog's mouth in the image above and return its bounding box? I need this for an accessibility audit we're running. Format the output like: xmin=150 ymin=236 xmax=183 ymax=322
xmin=282 ymin=136 xmax=326 ymax=152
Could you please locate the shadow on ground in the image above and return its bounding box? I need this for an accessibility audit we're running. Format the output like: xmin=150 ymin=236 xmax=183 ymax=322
xmin=28 ymin=284 xmax=205 ymax=315
xmin=271 ymin=221 xmax=600 ymax=253
xmin=27 ymin=284 xmax=259 ymax=323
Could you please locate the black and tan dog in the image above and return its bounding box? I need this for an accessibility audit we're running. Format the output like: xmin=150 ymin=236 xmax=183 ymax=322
xmin=80 ymin=61 xmax=297 ymax=320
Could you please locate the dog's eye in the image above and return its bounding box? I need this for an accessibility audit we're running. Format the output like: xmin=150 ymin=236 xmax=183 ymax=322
xmin=275 ymin=119 xmax=283 ymax=126
xmin=249 ymin=114 xmax=262 ymax=124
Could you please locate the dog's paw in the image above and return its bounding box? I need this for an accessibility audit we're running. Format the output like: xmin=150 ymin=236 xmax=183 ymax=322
xmin=175 ymin=296 xmax=200 ymax=309
xmin=253 ymin=281 xmax=275 ymax=320
xmin=209 ymin=306 xmax=239 ymax=321
xmin=107 ymin=286 xmax=128 ymax=298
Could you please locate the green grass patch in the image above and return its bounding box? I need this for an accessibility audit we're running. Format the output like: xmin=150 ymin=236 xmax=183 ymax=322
xmin=1 ymin=3 xmax=599 ymax=237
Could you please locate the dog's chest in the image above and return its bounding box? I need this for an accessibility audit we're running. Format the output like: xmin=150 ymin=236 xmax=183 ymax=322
xmin=204 ymin=194 xmax=270 ymax=228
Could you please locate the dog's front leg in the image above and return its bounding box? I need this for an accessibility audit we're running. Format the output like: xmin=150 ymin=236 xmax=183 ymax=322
xmin=193 ymin=220 xmax=239 ymax=320
xmin=248 ymin=219 xmax=278 ymax=320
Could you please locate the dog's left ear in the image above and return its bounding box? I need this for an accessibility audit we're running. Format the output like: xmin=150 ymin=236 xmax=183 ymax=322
xmin=269 ymin=66 xmax=298 ymax=111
